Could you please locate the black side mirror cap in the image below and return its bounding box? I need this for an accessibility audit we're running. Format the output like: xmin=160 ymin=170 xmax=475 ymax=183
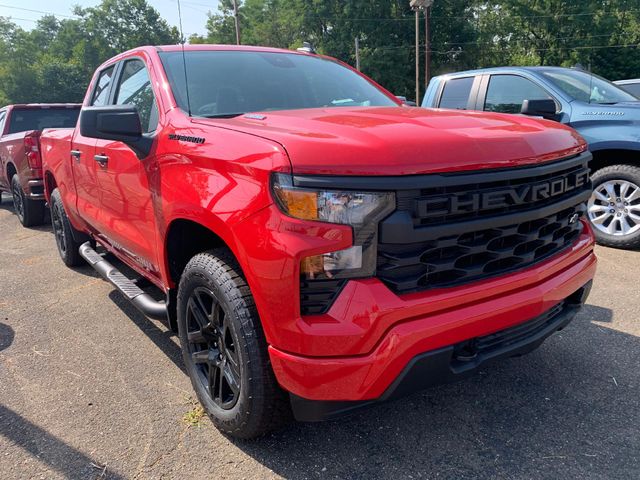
xmin=520 ymin=99 xmax=559 ymax=121
xmin=79 ymin=105 xmax=153 ymax=158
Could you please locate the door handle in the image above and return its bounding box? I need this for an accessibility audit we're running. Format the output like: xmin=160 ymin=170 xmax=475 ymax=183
xmin=71 ymin=150 xmax=81 ymax=161
xmin=94 ymin=154 xmax=109 ymax=167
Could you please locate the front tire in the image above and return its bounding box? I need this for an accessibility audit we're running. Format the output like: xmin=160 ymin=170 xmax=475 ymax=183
xmin=11 ymin=175 xmax=45 ymax=227
xmin=177 ymin=249 xmax=290 ymax=439
xmin=588 ymin=165 xmax=640 ymax=249
xmin=50 ymin=188 xmax=84 ymax=267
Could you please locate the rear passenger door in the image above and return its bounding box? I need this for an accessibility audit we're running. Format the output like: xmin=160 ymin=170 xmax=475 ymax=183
xmin=72 ymin=64 xmax=115 ymax=232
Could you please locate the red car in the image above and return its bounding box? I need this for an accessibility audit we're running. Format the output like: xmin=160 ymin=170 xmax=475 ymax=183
xmin=41 ymin=45 xmax=596 ymax=438
xmin=0 ymin=104 xmax=80 ymax=226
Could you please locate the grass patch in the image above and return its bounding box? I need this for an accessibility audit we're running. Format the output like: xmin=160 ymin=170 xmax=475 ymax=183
xmin=183 ymin=398 xmax=206 ymax=427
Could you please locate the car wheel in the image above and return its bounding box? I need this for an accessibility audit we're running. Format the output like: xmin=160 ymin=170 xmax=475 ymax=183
xmin=11 ymin=175 xmax=45 ymax=227
xmin=588 ymin=164 xmax=640 ymax=249
xmin=177 ymin=249 xmax=290 ymax=439
xmin=50 ymin=188 xmax=84 ymax=267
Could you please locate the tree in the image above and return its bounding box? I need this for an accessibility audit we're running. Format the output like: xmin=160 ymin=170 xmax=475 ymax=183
xmin=0 ymin=0 xmax=180 ymax=104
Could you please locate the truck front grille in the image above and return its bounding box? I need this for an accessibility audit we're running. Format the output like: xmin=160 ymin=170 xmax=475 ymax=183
xmin=297 ymin=151 xmax=592 ymax=314
xmin=377 ymin=205 xmax=584 ymax=293
xmin=376 ymin=152 xmax=592 ymax=295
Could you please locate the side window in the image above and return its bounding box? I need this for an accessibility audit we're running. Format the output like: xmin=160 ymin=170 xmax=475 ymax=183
xmin=92 ymin=66 xmax=116 ymax=106
xmin=0 ymin=111 xmax=6 ymax=136
xmin=115 ymin=59 xmax=158 ymax=133
xmin=484 ymin=75 xmax=552 ymax=114
xmin=439 ymin=77 xmax=474 ymax=110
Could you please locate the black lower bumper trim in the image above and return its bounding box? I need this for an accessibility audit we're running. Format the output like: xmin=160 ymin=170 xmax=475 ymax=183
xmin=290 ymin=280 xmax=592 ymax=422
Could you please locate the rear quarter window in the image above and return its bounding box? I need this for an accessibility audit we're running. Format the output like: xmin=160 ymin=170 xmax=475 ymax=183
xmin=439 ymin=77 xmax=474 ymax=109
xmin=8 ymin=108 xmax=80 ymax=134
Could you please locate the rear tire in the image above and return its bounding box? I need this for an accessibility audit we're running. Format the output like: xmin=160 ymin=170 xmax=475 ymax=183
xmin=50 ymin=188 xmax=84 ymax=267
xmin=11 ymin=175 xmax=45 ymax=227
xmin=177 ymin=249 xmax=291 ymax=439
xmin=588 ymin=165 xmax=640 ymax=249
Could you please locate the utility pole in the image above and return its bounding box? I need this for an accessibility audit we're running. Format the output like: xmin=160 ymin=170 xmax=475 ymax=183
xmin=424 ymin=5 xmax=431 ymax=89
xmin=355 ymin=37 xmax=361 ymax=71
xmin=415 ymin=9 xmax=420 ymax=104
xmin=410 ymin=0 xmax=434 ymax=105
xmin=232 ymin=0 xmax=241 ymax=45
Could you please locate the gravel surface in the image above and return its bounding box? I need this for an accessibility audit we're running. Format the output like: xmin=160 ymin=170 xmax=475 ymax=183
xmin=0 ymin=192 xmax=638 ymax=479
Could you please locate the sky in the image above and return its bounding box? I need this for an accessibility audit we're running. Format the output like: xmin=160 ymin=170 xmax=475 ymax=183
xmin=0 ymin=0 xmax=219 ymax=37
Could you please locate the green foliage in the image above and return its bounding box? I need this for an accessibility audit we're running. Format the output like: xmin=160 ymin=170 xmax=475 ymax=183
xmin=0 ymin=0 xmax=639 ymax=105
xmin=0 ymin=0 xmax=179 ymax=104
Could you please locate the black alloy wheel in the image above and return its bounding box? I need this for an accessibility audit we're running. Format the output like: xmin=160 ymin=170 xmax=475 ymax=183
xmin=185 ymin=286 xmax=241 ymax=410
xmin=51 ymin=198 xmax=68 ymax=257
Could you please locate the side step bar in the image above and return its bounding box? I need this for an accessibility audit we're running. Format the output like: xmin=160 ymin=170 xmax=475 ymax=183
xmin=79 ymin=242 xmax=168 ymax=320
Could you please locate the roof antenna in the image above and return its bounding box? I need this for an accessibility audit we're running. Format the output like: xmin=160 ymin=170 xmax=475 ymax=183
xmin=588 ymin=60 xmax=593 ymax=105
xmin=176 ymin=0 xmax=192 ymax=116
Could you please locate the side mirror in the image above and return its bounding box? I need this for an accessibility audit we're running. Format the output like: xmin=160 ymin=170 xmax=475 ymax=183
xmin=79 ymin=105 xmax=152 ymax=158
xmin=520 ymin=99 xmax=558 ymax=121
xmin=396 ymin=95 xmax=417 ymax=107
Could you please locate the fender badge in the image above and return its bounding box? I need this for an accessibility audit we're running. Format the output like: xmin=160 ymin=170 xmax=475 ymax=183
xmin=568 ymin=213 xmax=580 ymax=224
xmin=168 ymin=133 xmax=205 ymax=144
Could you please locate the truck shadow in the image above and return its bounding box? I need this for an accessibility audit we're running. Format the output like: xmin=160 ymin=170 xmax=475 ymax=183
xmin=0 ymin=404 xmax=126 ymax=480
xmin=228 ymin=304 xmax=639 ymax=479
xmin=0 ymin=323 xmax=14 ymax=351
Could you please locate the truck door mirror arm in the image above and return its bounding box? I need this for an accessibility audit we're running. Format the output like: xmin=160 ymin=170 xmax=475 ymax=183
xmin=79 ymin=105 xmax=153 ymax=159
xmin=520 ymin=99 xmax=560 ymax=121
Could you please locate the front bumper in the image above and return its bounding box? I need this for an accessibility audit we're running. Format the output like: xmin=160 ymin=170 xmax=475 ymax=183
xmin=264 ymin=228 xmax=595 ymax=409
xmin=289 ymin=281 xmax=590 ymax=421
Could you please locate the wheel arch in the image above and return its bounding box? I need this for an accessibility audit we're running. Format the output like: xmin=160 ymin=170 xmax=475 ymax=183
xmin=6 ymin=162 xmax=16 ymax=181
xmin=44 ymin=170 xmax=58 ymax=202
xmin=163 ymin=217 xmax=245 ymax=331
xmin=589 ymin=148 xmax=640 ymax=173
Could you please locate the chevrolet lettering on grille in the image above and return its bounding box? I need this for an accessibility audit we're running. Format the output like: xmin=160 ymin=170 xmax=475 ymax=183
xmin=416 ymin=169 xmax=590 ymax=218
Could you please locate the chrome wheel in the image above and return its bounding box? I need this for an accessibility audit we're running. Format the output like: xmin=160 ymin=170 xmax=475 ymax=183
xmin=588 ymin=179 xmax=640 ymax=236
xmin=185 ymin=287 xmax=241 ymax=410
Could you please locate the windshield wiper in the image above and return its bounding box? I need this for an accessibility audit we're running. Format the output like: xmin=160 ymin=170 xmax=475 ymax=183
xmin=201 ymin=113 xmax=245 ymax=119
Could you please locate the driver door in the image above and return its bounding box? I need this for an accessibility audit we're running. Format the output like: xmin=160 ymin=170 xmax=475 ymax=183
xmin=94 ymin=57 xmax=161 ymax=276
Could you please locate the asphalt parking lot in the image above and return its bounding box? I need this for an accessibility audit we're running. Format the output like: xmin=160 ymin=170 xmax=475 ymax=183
xmin=0 ymin=192 xmax=639 ymax=480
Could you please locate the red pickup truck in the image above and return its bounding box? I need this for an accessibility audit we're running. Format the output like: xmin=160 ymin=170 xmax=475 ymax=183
xmin=0 ymin=104 xmax=80 ymax=226
xmin=40 ymin=45 xmax=596 ymax=438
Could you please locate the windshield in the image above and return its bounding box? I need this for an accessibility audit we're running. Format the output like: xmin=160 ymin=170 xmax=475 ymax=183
xmin=8 ymin=108 xmax=80 ymax=134
xmin=159 ymin=50 xmax=398 ymax=117
xmin=541 ymin=69 xmax=638 ymax=104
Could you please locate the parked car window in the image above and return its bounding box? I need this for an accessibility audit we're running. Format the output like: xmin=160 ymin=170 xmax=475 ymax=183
xmin=621 ymin=83 xmax=640 ymax=98
xmin=159 ymin=50 xmax=398 ymax=117
xmin=92 ymin=66 xmax=115 ymax=106
xmin=542 ymin=69 xmax=637 ymax=104
xmin=484 ymin=75 xmax=552 ymax=114
xmin=7 ymin=108 xmax=80 ymax=134
xmin=0 ymin=111 xmax=6 ymax=135
xmin=439 ymin=77 xmax=474 ymax=109
xmin=114 ymin=59 xmax=158 ymax=133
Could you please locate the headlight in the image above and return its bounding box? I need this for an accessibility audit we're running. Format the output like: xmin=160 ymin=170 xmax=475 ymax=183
xmin=271 ymin=173 xmax=395 ymax=279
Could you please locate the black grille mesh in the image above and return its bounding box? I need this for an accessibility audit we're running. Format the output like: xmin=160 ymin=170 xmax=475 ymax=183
xmin=377 ymin=205 xmax=584 ymax=293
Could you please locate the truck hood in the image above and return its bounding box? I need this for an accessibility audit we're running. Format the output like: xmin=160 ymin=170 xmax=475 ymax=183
xmin=192 ymin=107 xmax=585 ymax=176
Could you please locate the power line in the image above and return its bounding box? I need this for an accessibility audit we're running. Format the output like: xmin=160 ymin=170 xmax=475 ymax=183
xmin=0 ymin=4 xmax=77 ymax=19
